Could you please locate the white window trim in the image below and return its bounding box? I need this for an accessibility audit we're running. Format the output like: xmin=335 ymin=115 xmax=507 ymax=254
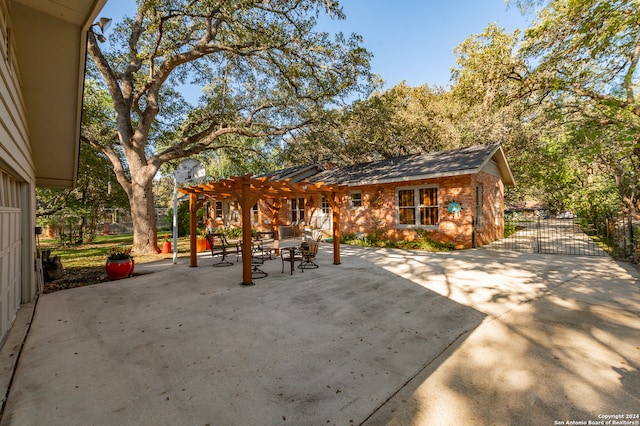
xmin=348 ymin=191 xmax=363 ymax=210
xmin=320 ymin=195 xmax=330 ymax=215
xmin=290 ymin=197 xmax=305 ymax=224
xmin=395 ymin=185 xmax=439 ymax=229
xmin=251 ymin=203 xmax=259 ymax=225
xmin=214 ymin=200 xmax=224 ymax=219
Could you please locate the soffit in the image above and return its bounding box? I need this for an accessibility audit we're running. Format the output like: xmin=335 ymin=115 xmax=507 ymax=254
xmin=12 ymin=0 xmax=98 ymax=26
xmin=10 ymin=0 xmax=107 ymax=188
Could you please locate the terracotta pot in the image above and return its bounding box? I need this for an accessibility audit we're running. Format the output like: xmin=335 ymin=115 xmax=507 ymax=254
xmin=105 ymin=258 xmax=134 ymax=280
xmin=161 ymin=241 xmax=172 ymax=254
xmin=196 ymin=238 xmax=207 ymax=252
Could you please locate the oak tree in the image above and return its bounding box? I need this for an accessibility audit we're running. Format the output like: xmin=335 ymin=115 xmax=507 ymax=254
xmin=83 ymin=0 xmax=371 ymax=253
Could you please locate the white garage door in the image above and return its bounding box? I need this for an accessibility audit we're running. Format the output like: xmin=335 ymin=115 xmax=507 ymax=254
xmin=0 ymin=169 xmax=21 ymax=340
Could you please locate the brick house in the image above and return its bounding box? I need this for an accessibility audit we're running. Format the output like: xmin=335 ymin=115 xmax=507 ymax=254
xmin=227 ymin=144 xmax=514 ymax=249
xmin=199 ymin=144 xmax=515 ymax=248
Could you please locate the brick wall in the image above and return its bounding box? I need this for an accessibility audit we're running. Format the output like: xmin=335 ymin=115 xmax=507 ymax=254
xmin=250 ymin=172 xmax=505 ymax=249
xmin=337 ymin=172 xmax=504 ymax=249
xmin=471 ymin=172 xmax=505 ymax=246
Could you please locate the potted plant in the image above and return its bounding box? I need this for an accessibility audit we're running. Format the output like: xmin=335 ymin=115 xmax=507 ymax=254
xmin=105 ymin=246 xmax=134 ymax=280
xmin=161 ymin=234 xmax=172 ymax=254
xmin=196 ymin=229 xmax=207 ymax=252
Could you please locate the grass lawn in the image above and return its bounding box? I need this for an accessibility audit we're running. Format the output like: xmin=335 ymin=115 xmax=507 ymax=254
xmin=40 ymin=234 xmax=193 ymax=293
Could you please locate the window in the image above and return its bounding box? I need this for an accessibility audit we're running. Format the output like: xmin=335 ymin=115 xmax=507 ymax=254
xmin=349 ymin=191 xmax=362 ymax=209
xmin=321 ymin=196 xmax=330 ymax=215
xmin=214 ymin=201 xmax=224 ymax=219
xmin=251 ymin=203 xmax=259 ymax=225
xmin=398 ymin=189 xmax=416 ymax=225
xmin=419 ymin=187 xmax=439 ymax=225
xmin=231 ymin=202 xmax=239 ymax=222
xmin=291 ymin=197 xmax=305 ymax=223
xmin=476 ymin=184 xmax=483 ymax=228
xmin=397 ymin=186 xmax=439 ymax=227
xmin=0 ymin=170 xmax=19 ymax=208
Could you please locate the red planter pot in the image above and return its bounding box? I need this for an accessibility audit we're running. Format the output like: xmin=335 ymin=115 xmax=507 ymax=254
xmin=161 ymin=241 xmax=172 ymax=254
xmin=105 ymin=258 xmax=134 ymax=280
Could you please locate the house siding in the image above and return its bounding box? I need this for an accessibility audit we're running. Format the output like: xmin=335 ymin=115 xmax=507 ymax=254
xmin=0 ymin=0 xmax=37 ymax=344
xmin=471 ymin=171 xmax=504 ymax=246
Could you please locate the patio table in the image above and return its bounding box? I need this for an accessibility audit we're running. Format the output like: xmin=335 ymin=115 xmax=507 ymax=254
xmin=262 ymin=239 xmax=303 ymax=274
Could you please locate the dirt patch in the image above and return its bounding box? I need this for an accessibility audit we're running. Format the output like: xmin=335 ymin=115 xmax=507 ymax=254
xmin=42 ymin=253 xmax=176 ymax=293
xmin=44 ymin=266 xmax=110 ymax=293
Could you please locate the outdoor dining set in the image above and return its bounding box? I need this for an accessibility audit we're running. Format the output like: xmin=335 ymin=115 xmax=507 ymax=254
xmin=203 ymin=226 xmax=321 ymax=279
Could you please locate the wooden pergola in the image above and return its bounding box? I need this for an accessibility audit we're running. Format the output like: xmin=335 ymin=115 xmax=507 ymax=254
xmin=178 ymin=174 xmax=348 ymax=286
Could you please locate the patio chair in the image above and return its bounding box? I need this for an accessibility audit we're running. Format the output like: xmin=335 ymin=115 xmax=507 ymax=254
xmin=299 ymin=239 xmax=319 ymax=270
xmin=250 ymin=240 xmax=268 ymax=279
xmin=218 ymin=232 xmax=242 ymax=261
xmin=252 ymin=233 xmax=275 ymax=261
xmin=205 ymin=233 xmax=233 ymax=267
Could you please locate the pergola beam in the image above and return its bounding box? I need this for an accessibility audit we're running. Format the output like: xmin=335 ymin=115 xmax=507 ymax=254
xmin=179 ymin=174 xmax=347 ymax=285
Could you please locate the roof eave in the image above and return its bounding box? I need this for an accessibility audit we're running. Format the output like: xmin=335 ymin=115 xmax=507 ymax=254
xmin=338 ymin=169 xmax=480 ymax=187
xmin=11 ymin=0 xmax=108 ymax=189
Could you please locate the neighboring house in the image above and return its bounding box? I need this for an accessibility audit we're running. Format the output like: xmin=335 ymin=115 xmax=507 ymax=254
xmin=234 ymin=144 xmax=514 ymax=248
xmin=0 ymin=0 xmax=106 ymax=343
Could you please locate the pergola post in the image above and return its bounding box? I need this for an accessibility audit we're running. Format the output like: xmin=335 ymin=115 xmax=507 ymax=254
xmin=189 ymin=193 xmax=198 ymax=267
xmin=240 ymin=178 xmax=254 ymax=286
xmin=331 ymin=191 xmax=341 ymax=265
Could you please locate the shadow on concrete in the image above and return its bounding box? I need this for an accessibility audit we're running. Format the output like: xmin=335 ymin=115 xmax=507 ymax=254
xmin=359 ymin=248 xmax=640 ymax=425
xmin=2 ymin=245 xmax=487 ymax=425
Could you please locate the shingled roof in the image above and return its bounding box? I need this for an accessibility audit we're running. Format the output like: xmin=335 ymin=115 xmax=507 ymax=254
xmin=256 ymin=164 xmax=323 ymax=182
xmin=308 ymin=144 xmax=515 ymax=186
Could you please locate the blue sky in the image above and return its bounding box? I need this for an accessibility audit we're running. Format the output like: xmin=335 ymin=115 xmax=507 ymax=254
xmin=99 ymin=0 xmax=530 ymax=90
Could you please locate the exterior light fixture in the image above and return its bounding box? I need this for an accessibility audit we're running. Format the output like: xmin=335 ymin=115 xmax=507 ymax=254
xmin=91 ymin=17 xmax=112 ymax=43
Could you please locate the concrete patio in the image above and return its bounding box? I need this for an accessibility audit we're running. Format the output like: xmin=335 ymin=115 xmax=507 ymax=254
xmin=1 ymin=245 xmax=639 ymax=425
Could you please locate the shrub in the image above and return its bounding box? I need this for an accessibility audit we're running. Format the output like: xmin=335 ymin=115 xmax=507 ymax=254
xmin=107 ymin=246 xmax=132 ymax=260
xmin=341 ymin=228 xmax=454 ymax=252
xmin=405 ymin=229 xmax=454 ymax=251
xmin=504 ymin=222 xmax=518 ymax=238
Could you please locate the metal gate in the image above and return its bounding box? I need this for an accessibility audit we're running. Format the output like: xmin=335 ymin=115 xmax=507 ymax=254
xmin=486 ymin=216 xmax=608 ymax=256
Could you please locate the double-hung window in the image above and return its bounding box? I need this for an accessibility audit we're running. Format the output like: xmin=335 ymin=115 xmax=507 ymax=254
xmin=214 ymin=201 xmax=224 ymax=219
xmin=321 ymin=195 xmax=330 ymax=215
xmin=348 ymin=191 xmax=362 ymax=209
xmin=251 ymin=203 xmax=259 ymax=225
xmin=291 ymin=197 xmax=305 ymax=223
xmin=397 ymin=186 xmax=439 ymax=227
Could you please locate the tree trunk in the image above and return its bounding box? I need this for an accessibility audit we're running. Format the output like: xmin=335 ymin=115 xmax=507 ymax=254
xmin=130 ymin=174 xmax=158 ymax=254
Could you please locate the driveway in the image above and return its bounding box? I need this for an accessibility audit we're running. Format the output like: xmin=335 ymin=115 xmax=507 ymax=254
xmin=485 ymin=218 xmax=609 ymax=256
xmin=1 ymin=246 xmax=638 ymax=425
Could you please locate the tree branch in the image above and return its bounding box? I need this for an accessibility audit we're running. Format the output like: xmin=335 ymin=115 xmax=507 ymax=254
xmin=80 ymin=126 xmax=132 ymax=199
xmin=86 ymin=31 xmax=134 ymax=147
